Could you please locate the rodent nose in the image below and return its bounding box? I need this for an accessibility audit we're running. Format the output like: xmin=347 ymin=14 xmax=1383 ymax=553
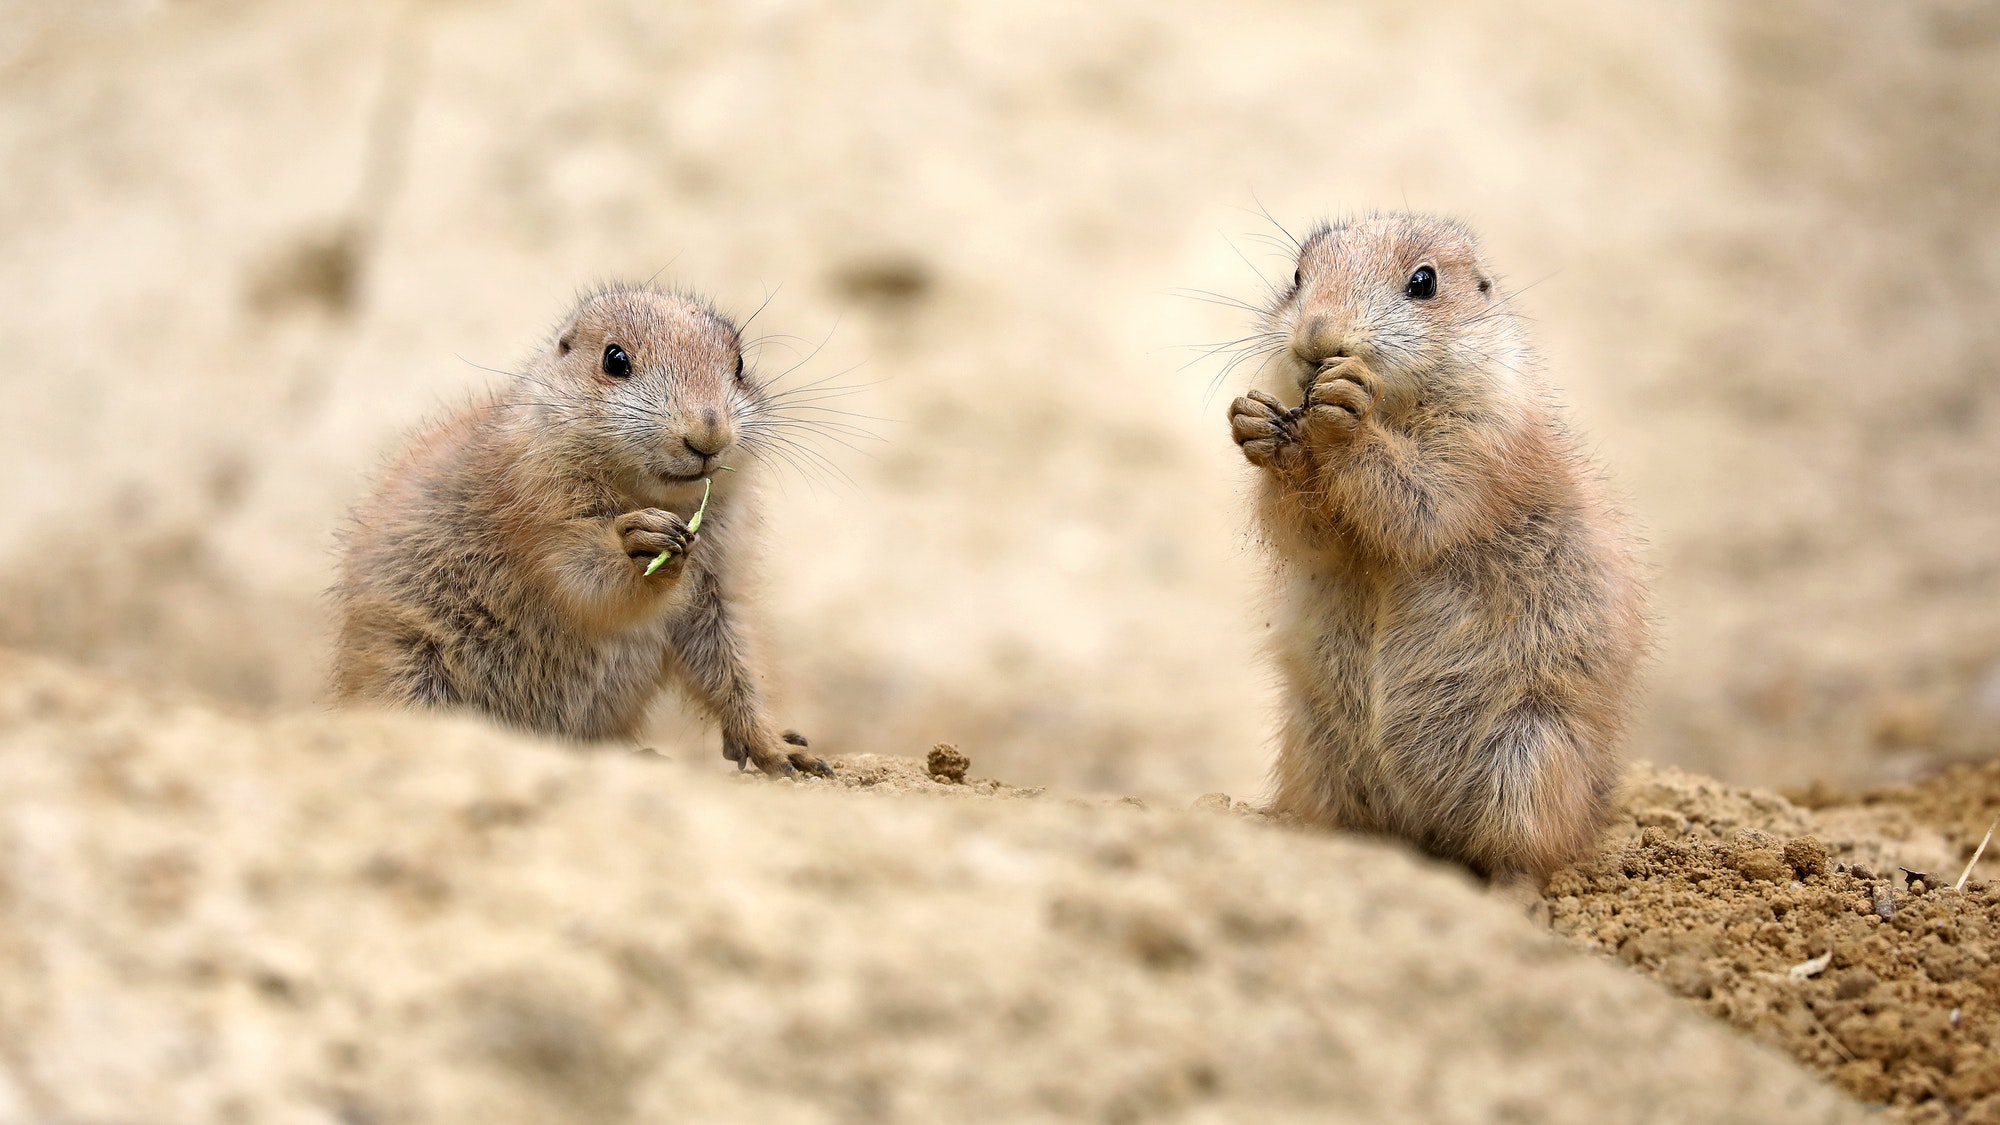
xmin=1293 ymin=315 xmax=1352 ymax=369
xmin=683 ymin=433 xmax=728 ymax=458
xmin=681 ymin=407 xmax=733 ymax=458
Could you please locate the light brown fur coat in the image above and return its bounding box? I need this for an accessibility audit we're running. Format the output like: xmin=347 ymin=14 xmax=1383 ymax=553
xmin=1228 ymin=215 xmax=1648 ymax=881
xmin=335 ymin=286 xmax=821 ymax=776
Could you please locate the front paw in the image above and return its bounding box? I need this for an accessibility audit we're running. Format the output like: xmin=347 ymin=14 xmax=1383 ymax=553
xmin=1303 ymin=357 xmax=1382 ymax=441
xmin=782 ymin=729 xmax=836 ymax=778
xmin=1229 ymin=390 xmax=1304 ymax=470
xmin=723 ymin=728 xmax=834 ymax=779
xmin=615 ymin=508 xmax=696 ymax=575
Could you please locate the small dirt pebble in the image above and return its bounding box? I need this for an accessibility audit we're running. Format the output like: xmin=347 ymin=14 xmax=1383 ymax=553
xmin=1732 ymin=846 xmax=1789 ymax=882
xmin=926 ymin=743 xmax=970 ymax=784
xmin=1784 ymin=836 xmax=1829 ymax=878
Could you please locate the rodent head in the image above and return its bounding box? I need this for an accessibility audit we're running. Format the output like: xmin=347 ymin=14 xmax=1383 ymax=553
xmin=525 ymin=286 xmax=766 ymax=494
xmin=1264 ymin=214 xmax=1526 ymax=411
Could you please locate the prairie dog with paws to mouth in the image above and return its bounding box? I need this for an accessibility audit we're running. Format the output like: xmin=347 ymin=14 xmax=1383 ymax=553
xmin=1227 ymin=214 xmax=1648 ymax=882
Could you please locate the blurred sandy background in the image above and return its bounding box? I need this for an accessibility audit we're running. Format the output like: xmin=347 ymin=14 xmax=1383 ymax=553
xmin=0 ymin=0 xmax=1995 ymax=798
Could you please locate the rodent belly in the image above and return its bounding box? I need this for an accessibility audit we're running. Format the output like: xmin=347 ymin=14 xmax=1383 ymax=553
xmin=464 ymin=626 xmax=670 ymax=741
xmin=1283 ymin=576 xmax=1384 ymax=760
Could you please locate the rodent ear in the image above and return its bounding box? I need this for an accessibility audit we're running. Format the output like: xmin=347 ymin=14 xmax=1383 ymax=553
xmin=1477 ymin=277 xmax=1493 ymax=296
xmin=557 ymin=333 xmax=574 ymax=355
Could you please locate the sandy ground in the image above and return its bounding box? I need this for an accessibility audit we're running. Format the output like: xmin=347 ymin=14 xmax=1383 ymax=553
xmin=0 ymin=650 xmax=1878 ymax=1123
xmin=11 ymin=648 xmax=2000 ymax=1121
xmin=0 ymin=1 xmax=1995 ymax=800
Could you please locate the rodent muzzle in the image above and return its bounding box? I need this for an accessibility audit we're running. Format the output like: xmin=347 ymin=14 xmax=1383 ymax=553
xmin=679 ymin=407 xmax=736 ymax=463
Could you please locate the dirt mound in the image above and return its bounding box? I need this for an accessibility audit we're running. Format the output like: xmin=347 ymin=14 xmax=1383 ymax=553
xmin=0 ymin=651 xmax=1862 ymax=1124
xmin=1804 ymin=762 xmax=2000 ymax=869
xmin=1550 ymin=764 xmax=2000 ymax=1122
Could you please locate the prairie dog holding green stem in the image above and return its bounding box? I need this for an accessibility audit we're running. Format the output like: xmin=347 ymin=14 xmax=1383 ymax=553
xmin=1226 ymin=214 xmax=1648 ymax=882
xmin=335 ymin=284 xmax=828 ymax=777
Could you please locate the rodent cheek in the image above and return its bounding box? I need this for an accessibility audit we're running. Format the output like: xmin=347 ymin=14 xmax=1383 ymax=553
xmin=728 ymin=394 xmax=768 ymax=432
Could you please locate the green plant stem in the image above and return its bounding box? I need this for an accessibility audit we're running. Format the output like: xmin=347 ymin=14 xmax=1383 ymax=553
xmin=644 ymin=477 xmax=712 ymax=576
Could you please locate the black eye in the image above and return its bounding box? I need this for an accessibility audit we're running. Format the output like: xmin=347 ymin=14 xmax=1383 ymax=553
xmin=734 ymin=353 xmax=745 ymax=382
xmin=1405 ymin=266 xmax=1437 ymax=300
xmin=601 ymin=343 xmax=631 ymax=378
xmin=1293 ymin=268 xmax=1303 ymax=290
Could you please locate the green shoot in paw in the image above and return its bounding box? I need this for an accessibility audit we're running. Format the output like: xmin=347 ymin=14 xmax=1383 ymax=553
xmin=644 ymin=476 xmax=712 ymax=576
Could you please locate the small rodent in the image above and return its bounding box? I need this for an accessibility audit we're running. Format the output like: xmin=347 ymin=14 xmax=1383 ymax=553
xmin=334 ymin=284 xmax=828 ymax=777
xmin=1226 ymin=214 xmax=1649 ymax=882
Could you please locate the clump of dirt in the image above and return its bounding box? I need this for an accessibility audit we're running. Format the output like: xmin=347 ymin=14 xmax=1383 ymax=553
xmin=925 ymin=742 xmax=971 ymax=784
xmin=1553 ymin=765 xmax=2000 ymax=1123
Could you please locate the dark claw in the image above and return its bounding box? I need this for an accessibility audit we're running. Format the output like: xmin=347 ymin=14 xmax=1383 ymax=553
xmin=787 ymin=751 xmax=834 ymax=778
xmin=723 ymin=735 xmax=825 ymax=777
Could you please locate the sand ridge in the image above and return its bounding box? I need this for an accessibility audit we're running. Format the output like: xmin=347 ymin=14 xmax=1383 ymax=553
xmin=0 ymin=649 xmax=1871 ymax=1124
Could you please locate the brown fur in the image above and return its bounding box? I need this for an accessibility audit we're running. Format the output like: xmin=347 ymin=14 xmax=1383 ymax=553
xmin=334 ymin=285 xmax=824 ymax=776
xmin=1226 ymin=214 xmax=1649 ymax=881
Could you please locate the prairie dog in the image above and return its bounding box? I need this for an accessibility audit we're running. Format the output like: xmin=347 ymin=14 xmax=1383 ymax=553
xmin=334 ymin=285 xmax=826 ymax=777
xmin=1226 ymin=214 xmax=1648 ymax=881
